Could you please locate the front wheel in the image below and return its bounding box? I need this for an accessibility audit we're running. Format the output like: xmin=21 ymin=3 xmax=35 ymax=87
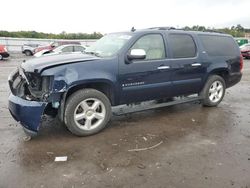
xmin=201 ymin=75 xmax=226 ymax=107
xmin=24 ymin=50 xmax=32 ymax=56
xmin=64 ymin=89 xmax=111 ymax=136
xmin=0 ymin=54 xmax=3 ymax=60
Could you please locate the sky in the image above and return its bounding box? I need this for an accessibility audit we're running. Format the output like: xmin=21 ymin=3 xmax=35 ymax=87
xmin=1 ymin=0 xmax=250 ymax=34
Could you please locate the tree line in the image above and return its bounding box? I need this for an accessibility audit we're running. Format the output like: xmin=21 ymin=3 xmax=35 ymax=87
xmin=0 ymin=30 xmax=103 ymax=39
xmin=183 ymin=24 xmax=249 ymax=37
xmin=0 ymin=24 xmax=249 ymax=39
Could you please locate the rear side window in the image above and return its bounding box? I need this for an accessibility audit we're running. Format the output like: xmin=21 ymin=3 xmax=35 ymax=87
xmin=74 ymin=46 xmax=85 ymax=52
xmin=61 ymin=46 xmax=74 ymax=52
xmin=169 ymin=34 xmax=196 ymax=58
xmin=199 ymin=35 xmax=238 ymax=56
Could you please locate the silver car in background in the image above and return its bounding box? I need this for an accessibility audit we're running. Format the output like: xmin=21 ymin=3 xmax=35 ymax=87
xmin=22 ymin=44 xmax=40 ymax=56
xmin=34 ymin=44 xmax=86 ymax=57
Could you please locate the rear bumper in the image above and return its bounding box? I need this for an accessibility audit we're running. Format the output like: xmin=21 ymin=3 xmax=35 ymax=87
xmin=227 ymin=72 xmax=242 ymax=88
xmin=8 ymin=93 xmax=47 ymax=133
xmin=0 ymin=52 xmax=9 ymax=58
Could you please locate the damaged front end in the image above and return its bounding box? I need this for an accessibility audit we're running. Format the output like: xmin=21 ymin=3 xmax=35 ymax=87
xmin=8 ymin=67 xmax=53 ymax=135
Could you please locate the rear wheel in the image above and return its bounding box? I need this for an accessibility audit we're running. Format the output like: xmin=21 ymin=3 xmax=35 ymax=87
xmin=0 ymin=54 xmax=3 ymax=60
xmin=201 ymin=75 xmax=226 ymax=107
xmin=64 ymin=89 xmax=111 ymax=136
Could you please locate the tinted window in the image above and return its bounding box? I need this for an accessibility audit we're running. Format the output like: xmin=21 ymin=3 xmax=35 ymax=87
xmin=131 ymin=34 xmax=166 ymax=60
xmin=169 ymin=34 xmax=196 ymax=58
xmin=199 ymin=35 xmax=238 ymax=56
xmin=61 ymin=46 xmax=74 ymax=52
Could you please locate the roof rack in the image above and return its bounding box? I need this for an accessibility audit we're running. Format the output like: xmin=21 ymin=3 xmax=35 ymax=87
xmin=147 ymin=27 xmax=177 ymax=30
xmin=145 ymin=27 xmax=225 ymax=34
xmin=204 ymin=29 xmax=225 ymax=34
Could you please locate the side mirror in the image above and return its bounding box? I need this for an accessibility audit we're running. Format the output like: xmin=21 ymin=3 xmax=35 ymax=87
xmin=127 ymin=49 xmax=146 ymax=61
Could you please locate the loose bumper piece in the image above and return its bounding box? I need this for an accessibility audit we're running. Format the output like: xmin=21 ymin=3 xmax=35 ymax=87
xmin=8 ymin=94 xmax=47 ymax=134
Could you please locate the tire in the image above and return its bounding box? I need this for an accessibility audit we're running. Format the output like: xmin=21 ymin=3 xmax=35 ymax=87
xmin=24 ymin=50 xmax=32 ymax=56
xmin=0 ymin=54 xmax=2 ymax=60
xmin=201 ymin=75 xmax=226 ymax=107
xmin=64 ymin=89 xmax=111 ymax=136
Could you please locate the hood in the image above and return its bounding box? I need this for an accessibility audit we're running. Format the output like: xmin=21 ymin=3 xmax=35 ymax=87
xmin=21 ymin=53 xmax=100 ymax=73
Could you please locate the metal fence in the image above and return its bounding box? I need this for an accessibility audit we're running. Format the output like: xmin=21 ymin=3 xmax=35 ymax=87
xmin=0 ymin=37 xmax=97 ymax=52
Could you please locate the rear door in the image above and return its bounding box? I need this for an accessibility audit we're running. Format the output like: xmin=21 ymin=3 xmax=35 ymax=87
xmin=167 ymin=33 xmax=207 ymax=95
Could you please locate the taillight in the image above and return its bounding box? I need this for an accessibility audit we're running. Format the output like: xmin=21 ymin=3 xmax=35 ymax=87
xmin=240 ymin=54 xmax=243 ymax=72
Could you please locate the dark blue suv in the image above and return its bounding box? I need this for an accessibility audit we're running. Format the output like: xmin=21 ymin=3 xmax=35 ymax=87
xmin=8 ymin=28 xmax=243 ymax=136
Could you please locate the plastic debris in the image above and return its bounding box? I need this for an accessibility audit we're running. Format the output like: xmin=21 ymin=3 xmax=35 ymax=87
xmin=55 ymin=156 xmax=67 ymax=162
xmin=128 ymin=141 xmax=163 ymax=152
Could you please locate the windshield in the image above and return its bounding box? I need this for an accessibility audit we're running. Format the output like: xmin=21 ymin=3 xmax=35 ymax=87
xmin=52 ymin=45 xmax=65 ymax=53
xmin=85 ymin=33 xmax=132 ymax=57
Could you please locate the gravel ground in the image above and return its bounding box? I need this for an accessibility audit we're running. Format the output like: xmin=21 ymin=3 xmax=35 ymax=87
xmin=0 ymin=54 xmax=250 ymax=188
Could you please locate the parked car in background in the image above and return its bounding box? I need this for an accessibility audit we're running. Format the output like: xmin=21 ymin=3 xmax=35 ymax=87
xmin=240 ymin=43 xmax=250 ymax=59
xmin=235 ymin=38 xmax=248 ymax=46
xmin=34 ymin=44 xmax=86 ymax=57
xmin=22 ymin=44 xmax=40 ymax=56
xmin=0 ymin=45 xmax=9 ymax=60
xmin=33 ymin=41 xmax=81 ymax=54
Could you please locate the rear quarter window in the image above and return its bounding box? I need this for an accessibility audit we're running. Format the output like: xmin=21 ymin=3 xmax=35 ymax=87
xmin=199 ymin=35 xmax=239 ymax=56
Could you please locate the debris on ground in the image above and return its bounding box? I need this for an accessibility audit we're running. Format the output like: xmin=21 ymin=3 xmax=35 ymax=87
xmin=137 ymin=164 xmax=146 ymax=169
xmin=99 ymin=162 xmax=107 ymax=170
xmin=23 ymin=135 xmax=31 ymax=141
xmin=46 ymin=152 xmax=54 ymax=156
xmin=128 ymin=141 xmax=163 ymax=152
xmin=54 ymin=156 xmax=68 ymax=162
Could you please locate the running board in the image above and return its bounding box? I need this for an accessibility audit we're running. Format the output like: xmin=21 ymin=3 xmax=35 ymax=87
xmin=112 ymin=96 xmax=203 ymax=116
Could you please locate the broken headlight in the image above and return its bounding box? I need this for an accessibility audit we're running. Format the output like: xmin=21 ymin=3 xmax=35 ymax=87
xmin=25 ymin=72 xmax=53 ymax=100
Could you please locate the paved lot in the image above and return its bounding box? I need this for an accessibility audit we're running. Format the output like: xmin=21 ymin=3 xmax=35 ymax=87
xmin=0 ymin=55 xmax=250 ymax=188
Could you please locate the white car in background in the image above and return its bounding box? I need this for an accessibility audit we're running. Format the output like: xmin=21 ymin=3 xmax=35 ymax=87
xmin=22 ymin=44 xmax=40 ymax=56
xmin=34 ymin=44 xmax=86 ymax=57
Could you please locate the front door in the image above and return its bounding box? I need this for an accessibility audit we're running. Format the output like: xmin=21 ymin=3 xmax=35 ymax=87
xmin=119 ymin=33 xmax=173 ymax=104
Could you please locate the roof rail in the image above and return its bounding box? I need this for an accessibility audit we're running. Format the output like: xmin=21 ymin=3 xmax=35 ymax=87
xmin=204 ymin=29 xmax=225 ymax=34
xmin=146 ymin=27 xmax=225 ymax=34
xmin=147 ymin=27 xmax=177 ymax=30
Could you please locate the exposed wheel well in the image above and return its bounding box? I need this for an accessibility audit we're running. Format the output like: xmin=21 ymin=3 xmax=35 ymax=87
xmin=66 ymin=82 xmax=115 ymax=105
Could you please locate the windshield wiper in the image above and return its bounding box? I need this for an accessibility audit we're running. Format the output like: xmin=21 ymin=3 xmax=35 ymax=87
xmin=85 ymin=51 xmax=101 ymax=57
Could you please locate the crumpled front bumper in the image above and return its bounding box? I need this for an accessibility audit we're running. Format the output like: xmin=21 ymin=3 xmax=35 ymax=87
xmin=8 ymin=93 xmax=47 ymax=135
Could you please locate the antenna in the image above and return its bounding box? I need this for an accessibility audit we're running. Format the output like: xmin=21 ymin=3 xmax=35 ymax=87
xmin=131 ymin=27 xmax=136 ymax=32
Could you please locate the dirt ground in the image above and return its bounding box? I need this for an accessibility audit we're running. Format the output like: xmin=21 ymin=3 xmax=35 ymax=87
xmin=0 ymin=54 xmax=250 ymax=188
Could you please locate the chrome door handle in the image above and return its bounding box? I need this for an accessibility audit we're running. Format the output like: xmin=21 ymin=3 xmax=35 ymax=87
xmin=157 ymin=66 xmax=170 ymax=70
xmin=191 ymin=63 xmax=201 ymax=67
